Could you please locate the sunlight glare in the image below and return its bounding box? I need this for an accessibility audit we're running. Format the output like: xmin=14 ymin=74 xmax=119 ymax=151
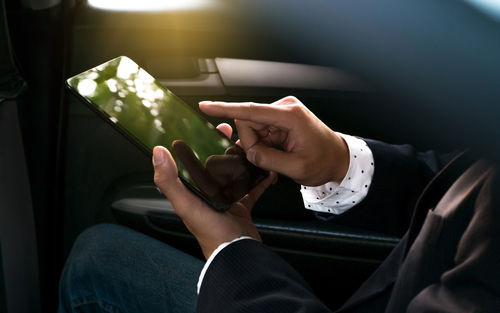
xmin=88 ymin=0 xmax=211 ymax=11
xmin=138 ymin=69 xmax=155 ymax=84
xmin=117 ymin=57 xmax=139 ymax=79
xmin=77 ymin=79 xmax=97 ymax=97
xmin=106 ymin=79 xmax=118 ymax=93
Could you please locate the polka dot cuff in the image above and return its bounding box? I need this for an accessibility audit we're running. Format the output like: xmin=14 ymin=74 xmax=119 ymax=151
xmin=300 ymin=133 xmax=374 ymax=215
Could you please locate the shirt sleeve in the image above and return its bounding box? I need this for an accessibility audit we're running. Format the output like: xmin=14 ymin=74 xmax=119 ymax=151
xmin=300 ymin=133 xmax=374 ymax=215
xmin=197 ymin=236 xmax=254 ymax=294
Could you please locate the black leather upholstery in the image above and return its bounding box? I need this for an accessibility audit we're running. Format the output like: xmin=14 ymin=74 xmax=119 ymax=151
xmin=0 ymin=1 xmax=40 ymax=312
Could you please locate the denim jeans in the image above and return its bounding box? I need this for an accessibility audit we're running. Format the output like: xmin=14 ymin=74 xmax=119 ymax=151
xmin=58 ymin=224 xmax=204 ymax=313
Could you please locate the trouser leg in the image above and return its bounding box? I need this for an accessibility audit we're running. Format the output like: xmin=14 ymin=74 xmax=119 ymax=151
xmin=58 ymin=224 xmax=204 ymax=313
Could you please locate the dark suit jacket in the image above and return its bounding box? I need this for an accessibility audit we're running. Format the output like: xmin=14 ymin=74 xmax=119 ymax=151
xmin=197 ymin=140 xmax=500 ymax=312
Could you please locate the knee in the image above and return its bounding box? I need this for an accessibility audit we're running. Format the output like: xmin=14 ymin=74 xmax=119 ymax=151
xmin=58 ymin=224 xmax=136 ymax=295
xmin=70 ymin=223 xmax=133 ymax=259
xmin=59 ymin=224 xmax=154 ymax=312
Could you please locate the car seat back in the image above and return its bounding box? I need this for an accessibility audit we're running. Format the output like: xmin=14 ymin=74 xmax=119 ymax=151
xmin=0 ymin=0 xmax=41 ymax=312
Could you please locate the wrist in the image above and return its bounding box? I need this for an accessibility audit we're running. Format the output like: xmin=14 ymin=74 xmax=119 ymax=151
xmin=329 ymin=131 xmax=349 ymax=184
xmin=200 ymin=236 xmax=237 ymax=260
xmin=199 ymin=230 xmax=261 ymax=260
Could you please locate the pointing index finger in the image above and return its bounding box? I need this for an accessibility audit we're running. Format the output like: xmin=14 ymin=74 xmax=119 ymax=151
xmin=199 ymin=101 xmax=292 ymax=129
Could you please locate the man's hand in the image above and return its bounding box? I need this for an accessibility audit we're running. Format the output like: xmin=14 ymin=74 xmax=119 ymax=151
xmin=199 ymin=96 xmax=349 ymax=186
xmin=172 ymin=140 xmax=261 ymax=211
xmin=153 ymin=137 xmax=276 ymax=259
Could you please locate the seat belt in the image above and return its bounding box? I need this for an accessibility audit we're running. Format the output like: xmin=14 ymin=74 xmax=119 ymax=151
xmin=0 ymin=0 xmax=41 ymax=312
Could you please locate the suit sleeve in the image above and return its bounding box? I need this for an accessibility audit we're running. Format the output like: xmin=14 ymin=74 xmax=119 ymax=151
xmin=197 ymin=239 xmax=332 ymax=313
xmin=331 ymin=139 xmax=457 ymax=237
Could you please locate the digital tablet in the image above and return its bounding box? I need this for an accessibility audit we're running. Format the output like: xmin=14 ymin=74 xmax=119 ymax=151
xmin=66 ymin=56 xmax=264 ymax=211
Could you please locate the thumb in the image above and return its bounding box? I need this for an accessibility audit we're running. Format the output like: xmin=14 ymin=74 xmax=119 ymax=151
xmin=152 ymin=146 xmax=202 ymax=217
xmin=153 ymin=146 xmax=178 ymax=183
xmin=246 ymin=144 xmax=297 ymax=176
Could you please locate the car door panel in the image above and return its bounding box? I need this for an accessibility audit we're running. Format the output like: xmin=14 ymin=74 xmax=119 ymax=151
xmin=109 ymin=182 xmax=398 ymax=309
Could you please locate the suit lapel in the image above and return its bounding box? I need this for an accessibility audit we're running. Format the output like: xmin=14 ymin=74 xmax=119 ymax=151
xmin=404 ymin=150 xmax=475 ymax=254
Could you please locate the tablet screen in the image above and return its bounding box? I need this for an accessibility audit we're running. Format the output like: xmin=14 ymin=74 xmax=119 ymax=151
xmin=67 ymin=56 xmax=263 ymax=210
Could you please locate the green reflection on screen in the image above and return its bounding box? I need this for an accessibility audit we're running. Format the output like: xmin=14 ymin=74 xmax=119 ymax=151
xmin=67 ymin=56 xmax=231 ymax=186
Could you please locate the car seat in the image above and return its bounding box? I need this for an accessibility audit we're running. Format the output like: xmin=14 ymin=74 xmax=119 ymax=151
xmin=0 ymin=0 xmax=41 ymax=311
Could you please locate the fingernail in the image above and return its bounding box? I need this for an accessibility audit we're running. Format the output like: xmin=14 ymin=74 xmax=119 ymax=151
xmin=199 ymin=101 xmax=211 ymax=105
xmin=247 ymin=148 xmax=256 ymax=163
xmin=153 ymin=148 xmax=165 ymax=165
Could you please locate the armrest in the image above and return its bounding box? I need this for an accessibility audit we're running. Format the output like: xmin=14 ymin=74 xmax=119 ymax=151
xmin=111 ymin=184 xmax=398 ymax=261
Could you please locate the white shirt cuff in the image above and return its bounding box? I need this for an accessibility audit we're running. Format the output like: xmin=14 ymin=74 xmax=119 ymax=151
xmin=300 ymin=133 xmax=374 ymax=214
xmin=197 ymin=236 xmax=254 ymax=294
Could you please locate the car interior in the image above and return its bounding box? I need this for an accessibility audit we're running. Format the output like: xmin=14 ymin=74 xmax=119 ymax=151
xmin=1 ymin=0 xmax=468 ymax=312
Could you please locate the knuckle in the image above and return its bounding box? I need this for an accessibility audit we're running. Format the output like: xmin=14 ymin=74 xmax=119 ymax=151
xmin=235 ymin=119 xmax=253 ymax=133
xmin=282 ymin=96 xmax=299 ymax=104
xmin=288 ymin=104 xmax=306 ymax=116
xmin=252 ymin=150 xmax=263 ymax=167
xmin=204 ymin=155 xmax=216 ymax=171
xmin=153 ymin=171 xmax=166 ymax=187
xmin=246 ymin=102 xmax=257 ymax=119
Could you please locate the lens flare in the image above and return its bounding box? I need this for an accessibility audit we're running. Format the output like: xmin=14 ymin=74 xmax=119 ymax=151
xmin=88 ymin=0 xmax=211 ymax=11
